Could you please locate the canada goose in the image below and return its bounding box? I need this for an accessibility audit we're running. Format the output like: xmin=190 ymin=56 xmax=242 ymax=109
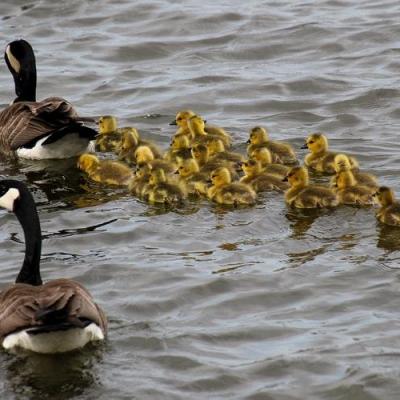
xmin=164 ymin=135 xmax=192 ymax=165
xmin=301 ymin=133 xmax=357 ymax=174
xmin=128 ymin=165 xmax=151 ymax=197
xmin=135 ymin=145 xmax=176 ymax=173
xmin=170 ymin=110 xmax=230 ymax=142
xmin=177 ymin=158 xmax=210 ymax=195
xmin=95 ymin=116 xmax=126 ymax=152
xmin=191 ymin=143 xmax=239 ymax=180
xmin=330 ymin=153 xmax=378 ymax=189
xmin=188 ymin=115 xmax=231 ymax=147
xmin=374 ymin=186 xmax=400 ymax=226
xmin=284 ymin=166 xmax=338 ymax=208
xmin=204 ymin=137 xmax=244 ymax=163
xmin=334 ymin=170 xmax=376 ymax=206
xmin=1 ymin=39 xmax=97 ymax=159
xmin=240 ymin=159 xmax=289 ymax=192
xmin=207 ymin=167 xmax=256 ymax=206
xmin=249 ymin=147 xmax=290 ymax=179
xmin=0 ymin=180 xmax=107 ymax=353
xmin=246 ymin=126 xmax=297 ymax=164
xmin=77 ymin=153 xmax=133 ymax=186
xmin=142 ymin=168 xmax=186 ymax=204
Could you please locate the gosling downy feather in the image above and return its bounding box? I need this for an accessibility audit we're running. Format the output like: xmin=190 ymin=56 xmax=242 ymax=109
xmin=302 ymin=133 xmax=357 ymax=174
xmin=207 ymin=167 xmax=256 ymax=206
xmin=334 ymin=170 xmax=376 ymax=206
xmin=1 ymin=39 xmax=97 ymax=159
xmin=188 ymin=115 xmax=231 ymax=148
xmin=177 ymin=158 xmax=210 ymax=196
xmin=240 ymin=159 xmax=289 ymax=192
xmin=374 ymin=186 xmax=400 ymax=226
xmin=135 ymin=145 xmax=176 ymax=173
xmin=249 ymin=147 xmax=290 ymax=179
xmin=330 ymin=153 xmax=378 ymax=189
xmin=246 ymin=126 xmax=297 ymax=165
xmin=77 ymin=153 xmax=133 ymax=186
xmin=284 ymin=166 xmax=338 ymax=208
xmin=0 ymin=180 xmax=106 ymax=353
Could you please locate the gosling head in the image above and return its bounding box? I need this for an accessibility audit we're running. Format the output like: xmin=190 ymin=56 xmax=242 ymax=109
xmin=77 ymin=153 xmax=99 ymax=172
xmin=336 ymin=170 xmax=356 ymax=189
xmin=301 ymin=133 xmax=328 ymax=153
xmin=283 ymin=166 xmax=309 ymax=187
xmin=170 ymin=110 xmax=196 ymax=128
xmin=247 ymin=126 xmax=268 ymax=145
xmin=188 ymin=115 xmax=206 ymax=134
xmin=121 ymin=128 xmax=139 ymax=151
xmin=210 ymin=167 xmax=232 ymax=187
xmin=242 ymin=159 xmax=262 ymax=177
xmin=334 ymin=154 xmax=352 ymax=173
xmin=178 ymin=159 xmax=200 ymax=178
xmin=98 ymin=115 xmax=118 ymax=135
xmin=171 ymin=135 xmax=190 ymax=150
xmin=250 ymin=147 xmax=273 ymax=165
xmin=135 ymin=145 xmax=155 ymax=165
xmin=374 ymin=186 xmax=396 ymax=207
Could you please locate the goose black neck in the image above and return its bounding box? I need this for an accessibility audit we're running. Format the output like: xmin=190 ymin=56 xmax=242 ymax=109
xmin=11 ymin=182 xmax=42 ymax=286
xmin=5 ymin=40 xmax=37 ymax=103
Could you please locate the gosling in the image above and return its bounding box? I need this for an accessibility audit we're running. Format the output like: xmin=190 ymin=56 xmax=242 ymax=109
xmin=374 ymin=186 xmax=400 ymax=226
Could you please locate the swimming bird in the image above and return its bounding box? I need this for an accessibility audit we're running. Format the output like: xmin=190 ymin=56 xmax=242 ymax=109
xmin=170 ymin=110 xmax=230 ymax=143
xmin=95 ymin=116 xmax=125 ymax=152
xmin=334 ymin=169 xmax=376 ymax=206
xmin=0 ymin=180 xmax=107 ymax=353
xmin=177 ymin=158 xmax=210 ymax=195
xmin=330 ymin=153 xmax=378 ymax=189
xmin=135 ymin=145 xmax=176 ymax=173
xmin=164 ymin=135 xmax=192 ymax=165
xmin=246 ymin=126 xmax=297 ymax=164
xmin=301 ymin=133 xmax=357 ymax=174
xmin=207 ymin=167 xmax=256 ymax=206
xmin=1 ymin=39 xmax=97 ymax=159
xmin=249 ymin=147 xmax=290 ymax=179
xmin=240 ymin=159 xmax=289 ymax=192
xmin=283 ymin=166 xmax=338 ymax=208
xmin=77 ymin=153 xmax=134 ymax=186
xmin=374 ymin=186 xmax=400 ymax=226
xmin=188 ymin=115 xmax=231 ymax=147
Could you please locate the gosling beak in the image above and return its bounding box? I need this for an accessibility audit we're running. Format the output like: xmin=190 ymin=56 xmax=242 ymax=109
xmin=174 ymin=170 xmax=179 ymax=174
xmin=300 ymin=143 xmax=308 ymax=149
xmin=373 ymin=192 xmax=378 ymax=197
xmin=207 ymin=179 xmax=212 ymax=184
xmin=169 ymin=120 xmax=177 ymax=126
xmin=282 ymin=176 xmax=288 ymax=182
xmin=246 ymin=139 xmax=251 ymax=144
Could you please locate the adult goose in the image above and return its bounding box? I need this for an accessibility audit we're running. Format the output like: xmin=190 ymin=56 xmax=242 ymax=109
xmin=0 ymin=180 xmax=107 ymax=353
xmin=1 ymin=39 xmax=97 ymax=159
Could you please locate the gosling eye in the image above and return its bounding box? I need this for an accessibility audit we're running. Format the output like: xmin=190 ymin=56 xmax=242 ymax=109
xmin=308 ymin=140 xmax=314 ymax=144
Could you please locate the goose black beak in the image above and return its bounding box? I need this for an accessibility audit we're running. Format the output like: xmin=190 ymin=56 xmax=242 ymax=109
xmin=169 ymin=120 xmax=177 ymax=126
xmin=301 ymin=143 xmax=308 ymax=149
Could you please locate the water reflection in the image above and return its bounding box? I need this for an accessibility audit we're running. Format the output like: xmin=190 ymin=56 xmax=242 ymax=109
xmin=2 ymin=344 xmax=105 ymax=399
xmin=376 ymin=222 xmax=400 ymax=252
xmin=285 ymin=207 xmax=328 ymax=239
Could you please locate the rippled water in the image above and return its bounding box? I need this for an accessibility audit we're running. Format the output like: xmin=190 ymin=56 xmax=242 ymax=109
xmin=1 ymin=0 xmax=400 ymax=399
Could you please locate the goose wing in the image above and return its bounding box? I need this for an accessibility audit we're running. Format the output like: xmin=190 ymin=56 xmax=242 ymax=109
xmin=0 ymin=279 xmax=107 ymax=339
xmin=0 ymin=97 xmax=95 ymax=151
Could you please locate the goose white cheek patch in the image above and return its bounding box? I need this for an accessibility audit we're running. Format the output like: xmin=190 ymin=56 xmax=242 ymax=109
xmin=5 ymin=46 xmax=21 ymax=74
xmin=0 ymin=188 xmax=20 ymax=212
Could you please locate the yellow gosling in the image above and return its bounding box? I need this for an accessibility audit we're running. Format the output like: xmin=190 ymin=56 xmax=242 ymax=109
xmin=191 ymin=143 xmax=239 ymax=180
xmin=164 ymin=135 xmax=192 ymax=165
xmin=250 ymin=147 xmax=290 ymax=179
xmin=188 ymin=115 xmax=231 ymax=147
xmin=204 ymin=137 xmax=244 ymax=163
xmin=240 ymin=159 xmax=289 ymax=192
xmin=142 ymin=168 xmax=187 ymax=205
xmin=129 ymin=165 xmax=151 ymax=197
xmin=177 ymin=158 xmax=210 ymax=195
xmin=135 ymin=145 xmax=176 ymax=174
xmin=77 ymin=153 xmax=133 ymax=186
xmin=284 ymin=166 xmax=338 ymax=208
xmin=302 ymin=133 xmax=357 ymax=174
xmin=330 ymin=153 xmax=378 ymax=189
xmin=207 ymin=167 xmax=256 ymax=206
xmin=374 ymin=186 xmax=400 ymax=226
xmin=334 ymin=170 xmax=376 ymax=206
xmin=96 ymin=115 xmax=123 ymax=152
xmin=246 ymin=126 xmax=297 ymax=164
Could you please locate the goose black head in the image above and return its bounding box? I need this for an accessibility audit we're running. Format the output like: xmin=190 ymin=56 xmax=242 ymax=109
xmin=5 ymin=39 xmax=37 ymax=102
